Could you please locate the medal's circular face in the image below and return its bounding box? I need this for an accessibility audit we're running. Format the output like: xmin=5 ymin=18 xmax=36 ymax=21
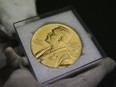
xmin=31 ymin=23 xmax=82 ymax=68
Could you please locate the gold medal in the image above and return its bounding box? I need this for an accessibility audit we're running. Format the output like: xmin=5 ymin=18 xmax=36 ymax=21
xmin=31 ymin=23 xmax=82 ymax=68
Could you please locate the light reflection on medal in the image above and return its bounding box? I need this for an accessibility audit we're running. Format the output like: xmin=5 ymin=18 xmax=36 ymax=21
xmin=31 ymin=23 xmax=82 ymax=68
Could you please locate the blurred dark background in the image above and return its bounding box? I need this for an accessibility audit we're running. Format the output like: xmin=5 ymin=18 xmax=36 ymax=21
xmin=35 ymin=0 xmax=116 ymax=87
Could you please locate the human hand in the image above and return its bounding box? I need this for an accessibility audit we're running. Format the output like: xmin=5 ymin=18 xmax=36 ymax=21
xmin=3 ymin=47 xmax=116 ymax=87
xmin=0 ymin=0 xmax=37 ymax=70
xmin=0 ymin=0 xmax=37 ymax=36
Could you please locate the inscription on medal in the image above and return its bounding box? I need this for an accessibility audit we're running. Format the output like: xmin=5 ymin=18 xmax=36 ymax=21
xmin=31 ymin=23 xmax=82 ymax=68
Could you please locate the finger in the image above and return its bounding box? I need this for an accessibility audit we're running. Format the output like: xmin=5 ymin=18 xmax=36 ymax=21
xmin=19 ymin=57 xmax=29 ymax=68
xmin=3 ymin=69 xmax=43 ymax=87
xmin=50 ymin=57 xmax=116 ymax=87
xmin=5 ymin=47 xmax=20 ymax=60
xmin=5 ymin=47 xmax=29 ymax=68
xmin=5 ymin=47 xmax=20 ymax=68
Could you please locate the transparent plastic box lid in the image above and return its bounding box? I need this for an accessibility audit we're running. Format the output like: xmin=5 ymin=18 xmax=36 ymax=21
xmin=14 ymin=6 xmax=106 ymax=84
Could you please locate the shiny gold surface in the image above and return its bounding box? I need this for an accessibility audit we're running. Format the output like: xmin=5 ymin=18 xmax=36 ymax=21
xmin=31 ymin=23 xmax=82 ymax=68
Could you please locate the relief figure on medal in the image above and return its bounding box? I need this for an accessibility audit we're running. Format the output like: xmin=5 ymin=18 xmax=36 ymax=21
xmin=31 ymin=23 xmax=82 ymax=68
xmin=35 ymin=26 xmax=73 ymax=68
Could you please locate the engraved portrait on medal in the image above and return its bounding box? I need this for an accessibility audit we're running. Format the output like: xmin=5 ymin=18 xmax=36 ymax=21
xmin=31 ymin=23 xmax=82 ymax=68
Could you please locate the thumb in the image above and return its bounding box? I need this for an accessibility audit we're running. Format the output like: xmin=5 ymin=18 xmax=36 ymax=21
xmin=50 ymin=57 xmax=116 ymax=87
xmin=3 ymin=69 xmax=44 ymax=87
